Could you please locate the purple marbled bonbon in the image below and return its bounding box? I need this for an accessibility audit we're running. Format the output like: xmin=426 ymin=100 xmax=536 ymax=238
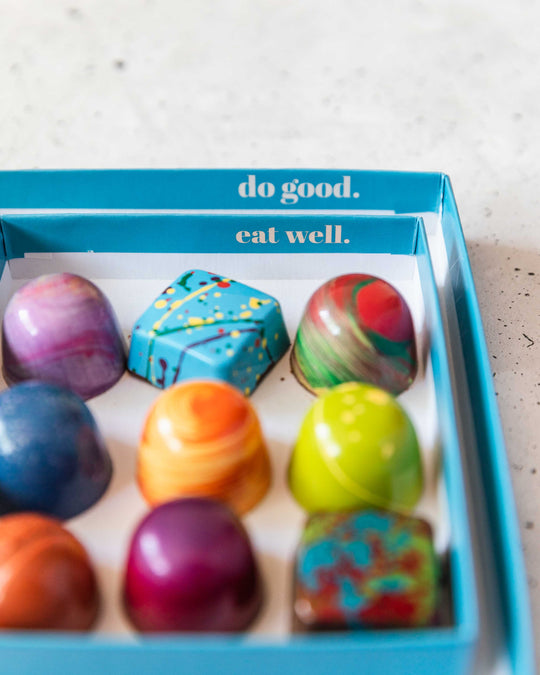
xmin=2 ymin=273 xmax=126 ymax=400
xmin=123 ymin=498 xmax=263 ymax=633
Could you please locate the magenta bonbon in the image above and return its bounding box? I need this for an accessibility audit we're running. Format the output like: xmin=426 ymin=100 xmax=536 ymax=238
xmin=123 ymin=498 xmax=263 ymax=632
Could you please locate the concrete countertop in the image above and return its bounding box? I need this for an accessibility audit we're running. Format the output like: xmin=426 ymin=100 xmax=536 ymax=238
xmin=0 ymin=0 xmax=538 ymax=670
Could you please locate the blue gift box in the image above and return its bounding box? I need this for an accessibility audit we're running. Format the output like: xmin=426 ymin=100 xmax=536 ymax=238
xmin=0 ymin=170 xmax=533 ymax=675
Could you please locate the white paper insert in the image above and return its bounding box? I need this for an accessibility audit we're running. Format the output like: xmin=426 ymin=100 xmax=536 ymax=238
xmin=0 ymin=251 xmax=446 ymax=638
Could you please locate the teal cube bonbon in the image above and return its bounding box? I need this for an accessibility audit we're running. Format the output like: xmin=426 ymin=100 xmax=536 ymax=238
xmin=128 ymin=270 xmax=290 ymax=394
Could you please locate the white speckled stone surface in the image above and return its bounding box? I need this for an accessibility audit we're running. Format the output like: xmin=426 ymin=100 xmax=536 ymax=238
xmin=0 ymin=0 xmax=538 ymax=669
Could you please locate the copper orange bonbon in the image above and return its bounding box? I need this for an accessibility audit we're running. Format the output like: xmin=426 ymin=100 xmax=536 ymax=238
xmin=138 ymin=380 xmax=271 ymax=514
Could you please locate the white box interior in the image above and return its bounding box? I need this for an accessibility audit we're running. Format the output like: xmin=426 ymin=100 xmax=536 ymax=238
xmin=0 ymin=250 xmax=447 ymax=639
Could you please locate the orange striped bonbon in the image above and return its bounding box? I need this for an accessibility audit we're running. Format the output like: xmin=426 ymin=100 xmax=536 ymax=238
xmin=138 ymin=380 xmax=271 ymax=515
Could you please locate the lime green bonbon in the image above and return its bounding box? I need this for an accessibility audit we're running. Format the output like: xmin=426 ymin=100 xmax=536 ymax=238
xmin=288 ymin=382 xmax=423 ymax=512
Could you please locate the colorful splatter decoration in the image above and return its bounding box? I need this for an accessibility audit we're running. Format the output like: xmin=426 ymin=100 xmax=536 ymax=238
xmin=128 ymin=270 xmax=290 ymax=394
xmin=291 ymin=274 xmax=417 ymax=396
xmin=294 ymin=510 xmax=439 ymax=629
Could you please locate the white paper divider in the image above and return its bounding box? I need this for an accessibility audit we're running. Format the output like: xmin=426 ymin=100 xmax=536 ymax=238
xmin=12 ymin=252 xmax=417 ymax=281
xmin=0 ymin=252 xmax=445 ymax=638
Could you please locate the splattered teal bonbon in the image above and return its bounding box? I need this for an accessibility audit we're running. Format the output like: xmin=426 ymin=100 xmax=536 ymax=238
xmin=128 ymin=270 xmax=290 ymax=395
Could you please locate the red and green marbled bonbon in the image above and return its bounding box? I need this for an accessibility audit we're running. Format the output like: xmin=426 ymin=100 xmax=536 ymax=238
xmin=291 ymin=274 xmax=417 ymax=395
